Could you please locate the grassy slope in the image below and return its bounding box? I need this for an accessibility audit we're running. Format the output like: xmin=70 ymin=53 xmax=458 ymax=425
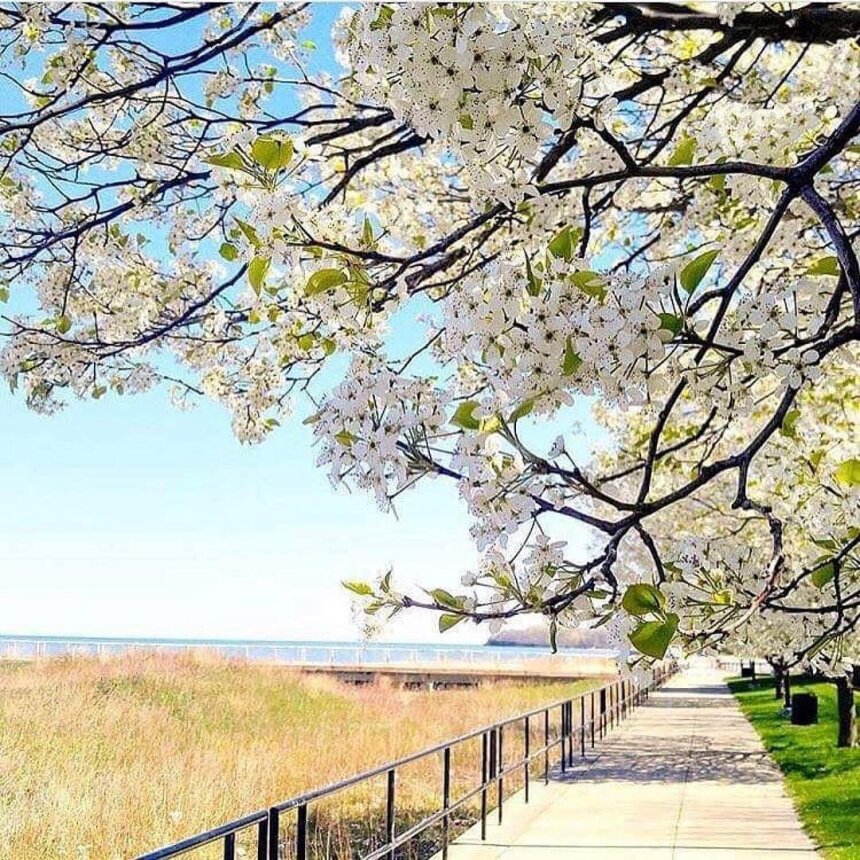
xmin=0 ymin=653 xmax=596 ymax=859
xmin=729 ymin=677 xmax=860 ymax=860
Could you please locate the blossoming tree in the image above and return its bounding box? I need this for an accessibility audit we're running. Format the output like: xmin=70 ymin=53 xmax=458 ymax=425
xmin=1 ymin=3 xmax=858 ymax=676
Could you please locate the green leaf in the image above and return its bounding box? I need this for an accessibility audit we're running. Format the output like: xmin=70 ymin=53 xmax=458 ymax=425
xmin=713 ymin=589 xmax=733 ymax=605
xmin=780 ymin=409 xmax=801 ymax=441
xmin=335 ymin=430 xmax=356 ymax=447
xmin=807 ymin=256 xmax=839 ymax=277
xmin=509 ymin=399 xmax=535 ymax=423
xmin=370 ymin=5 xmax=393 ymax=29
xmin=811 ymin=562 xmax=835 ymax=589
xmin=680 ymin=249 xmax=719 ymax=294
xmin=658 ymin=312 xmax=683 ymax=336
xmin=251 ymin=136 xmax=293 ymax=171
xmin=668 ymin=135 xmax=696 ymax=167
xmin=297 ymin=333 xmax=315 ymax=351
xmin=219 ymin=242 xmax=238 ymax=261
xmin=563 ymin=337 xmax=582 ymax=376
xmin=206 ymin=151 xmax=245 ymax=171
xmin=235 ymin=218 xmax=261 ymax=249
xmin=439 ymin=613 xmax=464 ymax=633
xmin=306 ymin=268 xmax=347 ymax=296
xmin=321 ymin=337 xmax=337 ymax=357
xmin=548 ymin=226 xmax=577 ymax=261
xmin=0 ymin=286 xmax=9 ymax=303
xmin=248 ymin=256 xmax=270 ymax=294
xmin=570 ymin=270 xmax=606 ymax=299
xmin=343 ymin=580 xmax=374 ymax=596
xmin=834 ymin=458 xmax=860 ymax=487
xmin=479 ymin=414 xmax=502 ymax=434
xmin=362 ymin=217 xmax=375 ymax=247
xmin=430 ymin=588 xmax=460 ymax=609
xmin=628 ymin=613 xmax=678 ymax=659
xmin=621 ymin=583 xmax=665 ymax=616
xmin=524 ymin=253 xmax=542 ymax=297
xmin=451 ymin=400 xmax=481 ymax=430
xmin=56 ymin=314 xmax=72 ymax=334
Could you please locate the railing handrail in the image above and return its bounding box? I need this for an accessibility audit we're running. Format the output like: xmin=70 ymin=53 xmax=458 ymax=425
xmin=134 ymin=662 xmax=677 ymax=860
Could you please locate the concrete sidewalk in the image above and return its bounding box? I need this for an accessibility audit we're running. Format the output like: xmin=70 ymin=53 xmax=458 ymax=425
xmin=443 ymin=668 xmax=819 ymax=859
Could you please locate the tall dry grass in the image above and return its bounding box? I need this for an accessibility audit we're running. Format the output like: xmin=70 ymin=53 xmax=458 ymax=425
xmin=0 ymin=653 xmax=595 ymax=859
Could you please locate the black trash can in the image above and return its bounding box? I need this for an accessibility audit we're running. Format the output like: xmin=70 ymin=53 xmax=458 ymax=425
xmin=741 ymin=663 xmax=754 ymax=678
xmin=852 ymin=664 xmax=860 ymax=689
xmin=791 ymin=692 xmax=818 ymax=725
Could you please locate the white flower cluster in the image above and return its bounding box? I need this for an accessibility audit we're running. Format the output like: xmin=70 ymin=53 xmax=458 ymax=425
xmin=313 ymin=354 xmax=449 ymax=508
xmin=346 ymin=4 xmax=601 ymax=203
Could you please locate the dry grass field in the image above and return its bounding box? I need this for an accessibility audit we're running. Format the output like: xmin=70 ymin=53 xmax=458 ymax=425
xmin=0 ymin=653 xmax=596 ymax=859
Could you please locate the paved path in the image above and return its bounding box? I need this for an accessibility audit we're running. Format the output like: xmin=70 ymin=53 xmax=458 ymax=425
xmin=443 ymin=668 xmax=819 ymax=859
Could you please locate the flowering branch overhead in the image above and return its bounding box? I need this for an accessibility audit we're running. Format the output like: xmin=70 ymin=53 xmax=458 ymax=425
xmin=1 ymin=2 xmax=858 ymax=676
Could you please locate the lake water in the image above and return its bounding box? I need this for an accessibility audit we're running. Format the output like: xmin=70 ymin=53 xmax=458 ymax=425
xmin=0 ymin=634 xmax=613 ymax=665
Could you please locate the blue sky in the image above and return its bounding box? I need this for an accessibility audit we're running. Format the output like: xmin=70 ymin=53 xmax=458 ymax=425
xmin=0 ymin=4 xmax=599 ymax=644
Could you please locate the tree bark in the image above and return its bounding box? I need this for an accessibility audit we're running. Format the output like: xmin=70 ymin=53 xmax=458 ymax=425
xmin=783 ymin=672 xmax=792 ymax=710
xmin=774 ymin=667 xmax=783 ymax=700
xmin=836 ymin=675 xmax=857 ymax=748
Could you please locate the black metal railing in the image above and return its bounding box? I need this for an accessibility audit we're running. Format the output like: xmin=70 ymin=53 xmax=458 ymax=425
xmin=136 ymin=663 xmax=676 ymax=860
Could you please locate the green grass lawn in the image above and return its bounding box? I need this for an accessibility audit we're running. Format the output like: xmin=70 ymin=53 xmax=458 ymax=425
xmin=730 ymin=677 xmax=860 ymax=859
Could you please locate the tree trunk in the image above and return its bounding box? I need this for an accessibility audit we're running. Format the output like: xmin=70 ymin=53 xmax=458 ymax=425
xmin=836 ymin=675 xmax=857 ymax=748
xmin=783 ymin=672 xmax=792 ymax=710
xmin=774 ymin=668 xmax=783 ymax=700
xmin=750 ymin=660 xmax=756 ymax=683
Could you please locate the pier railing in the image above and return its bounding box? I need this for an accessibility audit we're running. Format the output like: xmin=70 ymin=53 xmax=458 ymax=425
xmin=135 ymin=663 xmax=676 ymax=860
xmin=0 ymin=636 xmax=607 ymax=668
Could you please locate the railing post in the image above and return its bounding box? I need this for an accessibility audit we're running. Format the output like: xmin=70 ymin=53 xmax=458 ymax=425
xmin=543 ymin=708 xmax=550 ymax=784
xmin=590 ymin=690 xmax=595 ymax=748
xmin=296 ymin=804 xmax=307 ymax=860
xmin=442 ymin=747 xmax=451 ymax=859
xmin=224 ymin=833 xmax=235 ymax=860
xmin=386 ymin=768 xmax=396 ymax=860
xmin=567 ymin=702 xmax=573 ymax=767
xmin=580 ymin=697 xmax=586 ymax=757
xmin=524 ymin=715 xmax=530 ymax=803
xmin=481 ymin=732 xmax=488 ymax=840
xmin=560 ymin=703 xmax=567 ymax=774
xmin=497 ymin=724 xmax=504 ymax=824
xmin=267 ymin=808 xmax=279 ymax=860
xmin=257 ymin=819 xmax=268 ymax=860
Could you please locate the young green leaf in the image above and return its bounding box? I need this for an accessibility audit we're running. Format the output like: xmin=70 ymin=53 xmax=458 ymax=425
xmin=524 ymin=253 xmax=542 ymax=297
xmin=306 ymin=268 xmax=347 ymax=296
xmin=807 ymin=256 xmax=839 ymax=277
xmin=811 ymin=562 xmax=835 ymax=589
xmin=779 ymin=409 xmax=801 ymax=441
xmin=509 ymin=399 xmax=535 ymax=423
xmin=451 ymin=400 xmax=481 ymax=430
xmin=680 ymin=249 xmax=719 ymax=294
xmin=206 ymin=151 xmax=245 ymax=171
xmin=548 ymin=225 xmax=575 ymax=261
xmin=439 ymin=613 xmax=464 ymax=633
xmin=56 ymin=314 xmax=72 ymax=334
xmin=563 ymin=337 xmax=582 ymax=376
xmin=621 ymin=583 xmax=665 ymax=616
xmin=658 ymin=312 xmax=683 ymax=336
xmin=219 ymin=242 xmax=238 ymax=261
xmin=668 ymin=135 xmax=696 ymax=167
xmin=628 ymin=613 xmax=679 ymax=659
xmin=251 ymin=136 xmax=293 ymax=171
xmin=834 ymin=458 xmax=860 ymax=487
xmin=342 ymin=580 xmax=374 ymax=596
xmin=248 ymin=256 xmax=270 ymax=294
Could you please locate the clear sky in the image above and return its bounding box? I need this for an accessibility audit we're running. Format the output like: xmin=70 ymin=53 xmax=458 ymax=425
xmin=0 ymin=5 xmax=599 ymax=644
